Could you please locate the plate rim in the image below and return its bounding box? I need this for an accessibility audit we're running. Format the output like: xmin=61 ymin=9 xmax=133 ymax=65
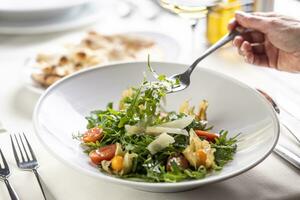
xmin=0 ymin=3 xmax=100 ymax=34
xmin=33 ymin=61 xmax=280 ymax=189
xmin=0 ymin=0 xmax=90 ymax=12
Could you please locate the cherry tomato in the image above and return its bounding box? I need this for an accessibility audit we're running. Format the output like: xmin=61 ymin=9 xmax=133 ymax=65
xmin=89 ymin=151 xmax=103 ymax=165
xmin=166 ymin=154 xmax=189 ymax=171
xmin=89 ymin=144 xmax=116 ymax=165
xmin=195 ymin=130 xmax=219 ymax=142
xmin=83 ymin=127 xmax=103 ymax=143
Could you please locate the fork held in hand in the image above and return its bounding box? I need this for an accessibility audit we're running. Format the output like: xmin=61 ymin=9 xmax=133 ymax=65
xmin=150 ymin=27 xmax=246 ymax=93
xmin=0 ymin=148 xmax=20 ymax=200
xmin=10 ymin=133 xmax=47 ymax=200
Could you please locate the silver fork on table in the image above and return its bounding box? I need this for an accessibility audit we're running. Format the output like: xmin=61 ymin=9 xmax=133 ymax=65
xmin=0 ymin=148 xmax=19 ymax=200
xmin=10 ymin=133 xmax=53 ymax=200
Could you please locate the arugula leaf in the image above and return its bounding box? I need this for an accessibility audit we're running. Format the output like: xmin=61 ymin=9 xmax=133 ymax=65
xmin=212 ymin=130 xmax=239 ymax=168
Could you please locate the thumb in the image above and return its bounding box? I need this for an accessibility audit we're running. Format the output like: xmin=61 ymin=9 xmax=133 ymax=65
xmin=235 ymin=11 xmax=269 ymax=33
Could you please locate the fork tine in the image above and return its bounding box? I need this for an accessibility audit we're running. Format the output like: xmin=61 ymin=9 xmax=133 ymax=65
xmin=23 ymin=133 xmax=36 ymax=161
xmin=19 ymin=133 xmax=30 ymax=161
xmin=0 ymin=149 xmax=2 ymax=169
xmin=10 ymin=135 xmax=20 ymax=165
xmin=14 ymin=134 xmax=25 ymax=162
xmin=0 ymin=148 xmax=9 ymax=169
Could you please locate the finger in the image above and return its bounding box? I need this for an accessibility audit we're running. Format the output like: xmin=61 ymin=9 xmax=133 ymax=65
xmin=241 ymin=41 xmax=252 ymax=54
xmin=252 ymin=12 xmax=279 ymax=17
xmin=235 ymin=11 xmax=270 ymax=33
xmin=238 ymin=41 xmax=252 ymax=57
xmin=238 ymin=48 xmax=245 ymax=56
xmin=236 ymin=40 xmax=244 ymax=56
xmin=251 ymin=43 xmax=265 ymax=54
xmin=233 ymin=35 xmax=244 ymax=48
xmin=244 ymin=51 xmax=254 ymax=64
xmin=238 ymin=38 xmax=270 ymax=67
xmin=243 ymin=50 xmax=269 ymax=67
xmin=243 ymin=49 xmax=270 ymax=66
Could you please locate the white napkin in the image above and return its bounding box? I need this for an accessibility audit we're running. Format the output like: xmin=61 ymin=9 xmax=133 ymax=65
xmin=279 ymin=124 xmax=300 ymax=156
xmin=256 ymin=68 xmax=300 ymax=155
xmin=267 ymin=70 xmax=300 ymax=120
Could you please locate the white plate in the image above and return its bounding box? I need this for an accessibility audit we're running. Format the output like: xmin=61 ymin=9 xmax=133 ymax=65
xmin=0 ymin=3 xmax=102 ymax=34
xmin=22 ymin=31 xmax=180 ymax=94
xmin=33 ymin=62 xmax=279 ymax=192
xmin=0 ymin=0 xmax=90 ymax=12
xmin=0 ymin=0 xmax=91 ymax=21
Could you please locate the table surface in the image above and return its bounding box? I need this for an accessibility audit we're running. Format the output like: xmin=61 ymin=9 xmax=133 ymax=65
xmin=0 ymin=1 xmax=300 ymax=200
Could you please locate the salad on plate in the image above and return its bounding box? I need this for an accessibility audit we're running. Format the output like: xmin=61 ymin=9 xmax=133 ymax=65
xmin=75 ymin=64 xmax=238 ymax=183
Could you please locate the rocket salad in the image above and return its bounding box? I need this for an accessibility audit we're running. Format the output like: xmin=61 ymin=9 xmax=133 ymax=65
xmin=76 ymin=65 xmax=238 ymax=183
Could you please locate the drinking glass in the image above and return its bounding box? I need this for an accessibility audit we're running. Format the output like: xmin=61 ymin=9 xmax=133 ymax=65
xmin=158 ymin=0 xmax=220 ymax=58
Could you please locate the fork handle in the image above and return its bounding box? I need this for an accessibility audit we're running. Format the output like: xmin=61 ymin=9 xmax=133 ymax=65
xmin=187 ymin=27 xmax=245 ymax=75
xmin=4 ymin=179 xmax=19 ymax=200
xmin=33 ymin=169 xmax=56 ymax=200
xmin=33 ymin=168 xmax=47 ymax=200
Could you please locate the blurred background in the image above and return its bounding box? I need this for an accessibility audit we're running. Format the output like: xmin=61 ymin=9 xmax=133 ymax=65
xmin=0 ymin=0 xmax=299 ymax=61
xmin=1 ymin=0 xmax=299 ymax=57
xmin=0 ymin=0 xmax=300 ymax=107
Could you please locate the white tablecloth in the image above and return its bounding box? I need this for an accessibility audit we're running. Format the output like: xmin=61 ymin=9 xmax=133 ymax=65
xmin=0 ymin=2 xmax=300 ymax=200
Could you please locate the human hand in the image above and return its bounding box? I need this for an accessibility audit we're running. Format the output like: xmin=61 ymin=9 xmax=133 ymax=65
xmin=228 ymin=11 xmax=300 ymax=73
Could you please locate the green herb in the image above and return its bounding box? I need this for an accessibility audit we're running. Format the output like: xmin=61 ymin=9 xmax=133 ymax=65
xmin=79 ymin=63 xmax=238 ymax=182
xmin=212 ymin=130 xmax=239 ymax=168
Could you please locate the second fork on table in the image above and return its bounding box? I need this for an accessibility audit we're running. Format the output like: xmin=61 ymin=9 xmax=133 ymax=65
xmin=0 ymin=148 xmax=20 ymax=200
xmin=10 ymin=133 xmax=54 ymax=200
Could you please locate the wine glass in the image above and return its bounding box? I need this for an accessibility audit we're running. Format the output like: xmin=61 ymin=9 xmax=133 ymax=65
xmin=158 ymin=0 xmax=220 ymax=58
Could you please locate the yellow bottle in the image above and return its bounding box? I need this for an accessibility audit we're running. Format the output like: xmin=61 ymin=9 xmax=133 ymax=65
xmin=206 ymin=0 xmax=241 ymax=44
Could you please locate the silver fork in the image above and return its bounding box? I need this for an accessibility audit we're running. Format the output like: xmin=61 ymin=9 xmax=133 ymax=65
xmin=257 ymin=89 xmax=300 ymax=143
xmin=149 ymin=27 xmax=246 ymax=93
xmin=10 ymin=133 xmax=48 ymax=200
xmin=0 ymin=148 xmax=19 ymax=200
